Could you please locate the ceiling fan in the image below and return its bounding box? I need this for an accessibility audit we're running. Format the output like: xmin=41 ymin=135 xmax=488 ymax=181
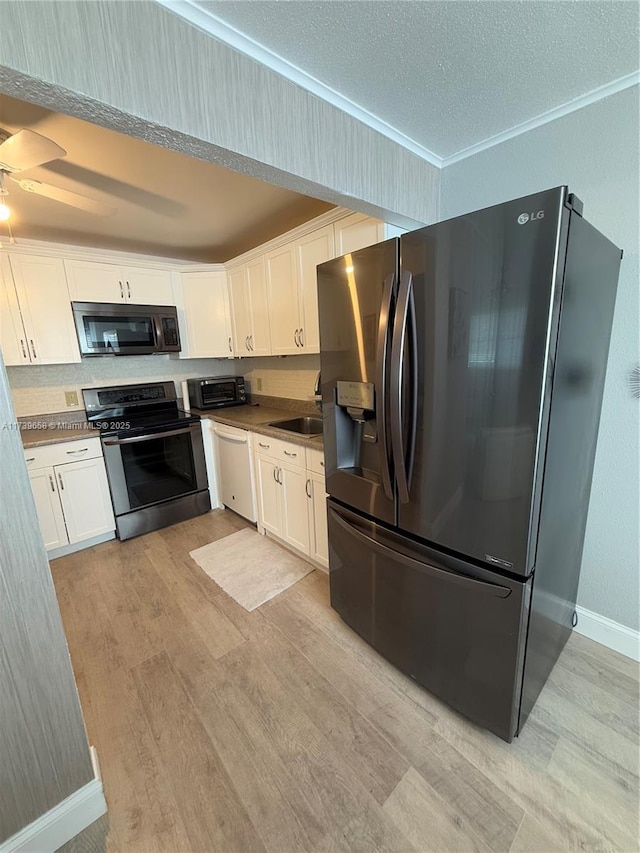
xmin=0 ymin=128 xmax=115 ymax=217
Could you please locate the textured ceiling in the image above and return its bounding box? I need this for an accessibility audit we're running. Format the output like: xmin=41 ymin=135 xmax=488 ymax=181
xmin=199 ymin=0 xmax=640 ymax=159
xmin=0 ymin=94 xmax=332 ymax=261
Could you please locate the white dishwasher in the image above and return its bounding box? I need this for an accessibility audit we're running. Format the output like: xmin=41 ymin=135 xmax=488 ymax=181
xmin=213 ymin=423 xmax=257 ymax=522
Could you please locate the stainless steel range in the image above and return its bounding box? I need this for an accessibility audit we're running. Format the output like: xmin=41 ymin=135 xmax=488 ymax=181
xmin=83 ymin=382 xmax=210 ymax=540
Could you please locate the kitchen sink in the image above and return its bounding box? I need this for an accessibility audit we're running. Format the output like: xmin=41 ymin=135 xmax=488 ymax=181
xmin=268 ymin=416 xmax=323 ymax=435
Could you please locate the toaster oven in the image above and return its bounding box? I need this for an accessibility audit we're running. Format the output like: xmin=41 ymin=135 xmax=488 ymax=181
xmin=187 ymin=376 xmax=246 ymax=409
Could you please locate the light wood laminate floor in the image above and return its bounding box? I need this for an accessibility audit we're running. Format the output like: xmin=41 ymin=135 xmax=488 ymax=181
xmin=51 ymin=510 xmax=640 ymax=853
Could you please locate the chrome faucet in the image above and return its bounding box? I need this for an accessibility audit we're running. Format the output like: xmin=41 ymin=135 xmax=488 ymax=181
xmin=314 ymin=371 xmax=322 ymax=411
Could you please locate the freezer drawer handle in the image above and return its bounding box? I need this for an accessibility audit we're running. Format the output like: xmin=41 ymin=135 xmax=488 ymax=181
xmin=330 ymin=508 xmax=512 ymax=598
xmin=376 ymin=273 xmax=396 ymax=501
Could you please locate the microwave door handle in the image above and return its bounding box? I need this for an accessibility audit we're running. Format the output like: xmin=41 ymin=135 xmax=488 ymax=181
xmin=153 ymin=315 xmax=164 ymax=350
xmin=103 ymin=426 xmax=195 ymax=446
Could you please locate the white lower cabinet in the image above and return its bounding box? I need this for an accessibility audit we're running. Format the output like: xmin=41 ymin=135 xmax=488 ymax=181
xmin=254 ymin=436 xmax=327 ymax=567
xmin=280 ymin=463 xmax=310 ymax=554
xmin=255 ymin=455 xmax=281 ymax=536
xmin=56 ymin=456 xmax=115 ymax=544
xmin=28 ymin=466 xmax=69 ymax=551
xmin=25 ymin=438 xmax=115 ymax=554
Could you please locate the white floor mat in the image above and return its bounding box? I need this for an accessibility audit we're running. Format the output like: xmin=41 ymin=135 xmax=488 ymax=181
xmin=189 ymin=528 xmax=313 ymax=611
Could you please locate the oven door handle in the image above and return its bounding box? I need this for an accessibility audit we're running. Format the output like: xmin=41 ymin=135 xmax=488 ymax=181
xmin=103 ymin=426 xmax=196 ymax=446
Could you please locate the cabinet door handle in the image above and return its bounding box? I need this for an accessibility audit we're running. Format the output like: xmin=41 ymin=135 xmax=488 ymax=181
xmin=228 ymin=337 xmax=232 ymax=352
xmin=249 ymin=335 xmax=254 ymax=351
xmin=57 ymin=472 xmax=64 ymax=490
xmin=30 ymin=340 xmax=37 ymax=359
xmin=259 ymin=442 xmax=270 ymax=449
xmin=294 ymin=328 xmax=299 ymax=347
xmin=119 ymin=281 xmax=124 ymax=299
xmin=299 ymin=327 xmax=304 ymax=347
xmin=284 ymin=450 xmax=297 ymax=457
xmin=245 ymin=335 xmax=250 ymax=351
xmin=306 ymin=478 xmax=311 ymax=498
xmin=20 ymin=339 xmax=28 ymax=359
xmin=66 ymin=448 xmax=88 ymax=455
xmin=273 ymin=466 xmax=278 ymax=483
xmin=25 ymin=457 xmax=35 ymax=463
xmin=278 ymin=467 xmax=283 ymax=484
xmin=126 ymin=281 xmax=131 ymax=299
xmin=49 ymin=474 xmax=55 ymax=492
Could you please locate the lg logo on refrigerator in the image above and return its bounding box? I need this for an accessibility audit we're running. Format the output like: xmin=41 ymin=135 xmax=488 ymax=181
xmin=517 ymin=211 xmax=545 ymax=225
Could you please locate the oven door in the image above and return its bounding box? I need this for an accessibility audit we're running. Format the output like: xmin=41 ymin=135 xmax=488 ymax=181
xmin=102 ymin=423 xmax=208 ymax=515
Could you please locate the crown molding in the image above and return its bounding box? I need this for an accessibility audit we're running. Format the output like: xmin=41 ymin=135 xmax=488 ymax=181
xmin=154 ymin=0 xmax=444 ymax=168
xmin=441 ymin=71 xmax=640 ymax=167
xmin=156 ymin=1 xmax=639 ymax=172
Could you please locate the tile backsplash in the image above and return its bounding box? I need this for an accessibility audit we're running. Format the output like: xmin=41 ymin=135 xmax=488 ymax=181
xmin=241 ymin=354 xmax=320 ymax=402
xmin=7 ymin=353 xmax=322 ymax=416
xmin=7 ymin=356 xmax=236 ymax=417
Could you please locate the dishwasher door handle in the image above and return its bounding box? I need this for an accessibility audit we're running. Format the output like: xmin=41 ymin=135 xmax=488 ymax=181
xmin=214 ymin=428 xmax=249 ymax=444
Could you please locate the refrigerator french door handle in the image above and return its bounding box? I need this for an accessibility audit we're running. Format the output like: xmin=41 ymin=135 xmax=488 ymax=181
xmin=376 ymin=273 xmax=395 ymax=501
xmin=390 ymin=270 xmax=418 ymax=503
xmin=330 ymin=507 xmax=512 ymax=598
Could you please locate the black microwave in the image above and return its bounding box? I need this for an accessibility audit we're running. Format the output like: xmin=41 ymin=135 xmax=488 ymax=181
xmin=187 ymin=376 xmax=246 ymax=409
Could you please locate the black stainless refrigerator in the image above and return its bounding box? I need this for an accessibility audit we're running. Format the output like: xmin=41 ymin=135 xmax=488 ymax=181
xmin=317 ymin=187 xmax=622 ymax=741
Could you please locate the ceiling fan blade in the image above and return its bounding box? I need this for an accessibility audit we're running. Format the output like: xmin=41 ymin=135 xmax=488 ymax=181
xmin=0 ymin=129 xmax=67 ymax=173
xmin=12 ymin=177 xmax=116 ymax=216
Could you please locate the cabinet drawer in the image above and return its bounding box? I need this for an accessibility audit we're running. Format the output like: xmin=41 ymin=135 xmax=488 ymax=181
xmin=24 ymin=436 xmax=102 ymax=470
xmin=253 ymin=434 xmax=305 ymax=467
xmin=306 ymin=447 xmax=326 ymax=477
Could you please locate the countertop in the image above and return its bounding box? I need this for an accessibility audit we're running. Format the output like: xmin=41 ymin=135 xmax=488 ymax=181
xmin=19 ymin=400 xmax=324 ymax=451
xmin=19 ymin=418 xmax=97 ymax=449
xmin=192 ymin=404 xmax=324 ymax=451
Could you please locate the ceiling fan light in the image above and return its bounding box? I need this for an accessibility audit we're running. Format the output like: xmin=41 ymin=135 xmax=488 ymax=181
xmin=0 ymin=202 xmax=10 ymax=222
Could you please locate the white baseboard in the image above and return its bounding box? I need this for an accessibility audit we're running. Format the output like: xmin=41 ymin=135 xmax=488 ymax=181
xmin=1 ymin=776 xmax=107 ymax=853
xmin=574 ymin=605 xmax=640 ymax=662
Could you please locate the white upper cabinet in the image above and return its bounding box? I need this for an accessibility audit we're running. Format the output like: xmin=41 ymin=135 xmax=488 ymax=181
xmin=334 ymin=213 xmax=385 ymax=256
xmin=229 ymin=266 xmax=251 ymax=355
xmin=121 ymin=267 xmax=173 ymax=305
xmin=229 ymin=258 xmax=272 ymax=357
xmin=0 ymin=254 xmax=28 ymax=365
xmin=295 ymin=224 xmax=335 ymax=353
xmin=246 ymin=258 xmax=271 ymax=356
xmin=65 ymin=259 xmax=173 ymax=305
xmin=179 ymin=270 xmax=233 ymax=358
xmin=7 ymin=254 xmax=80 ymax=365
xmin=265 ymin=244 xmax=300 ymax=355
